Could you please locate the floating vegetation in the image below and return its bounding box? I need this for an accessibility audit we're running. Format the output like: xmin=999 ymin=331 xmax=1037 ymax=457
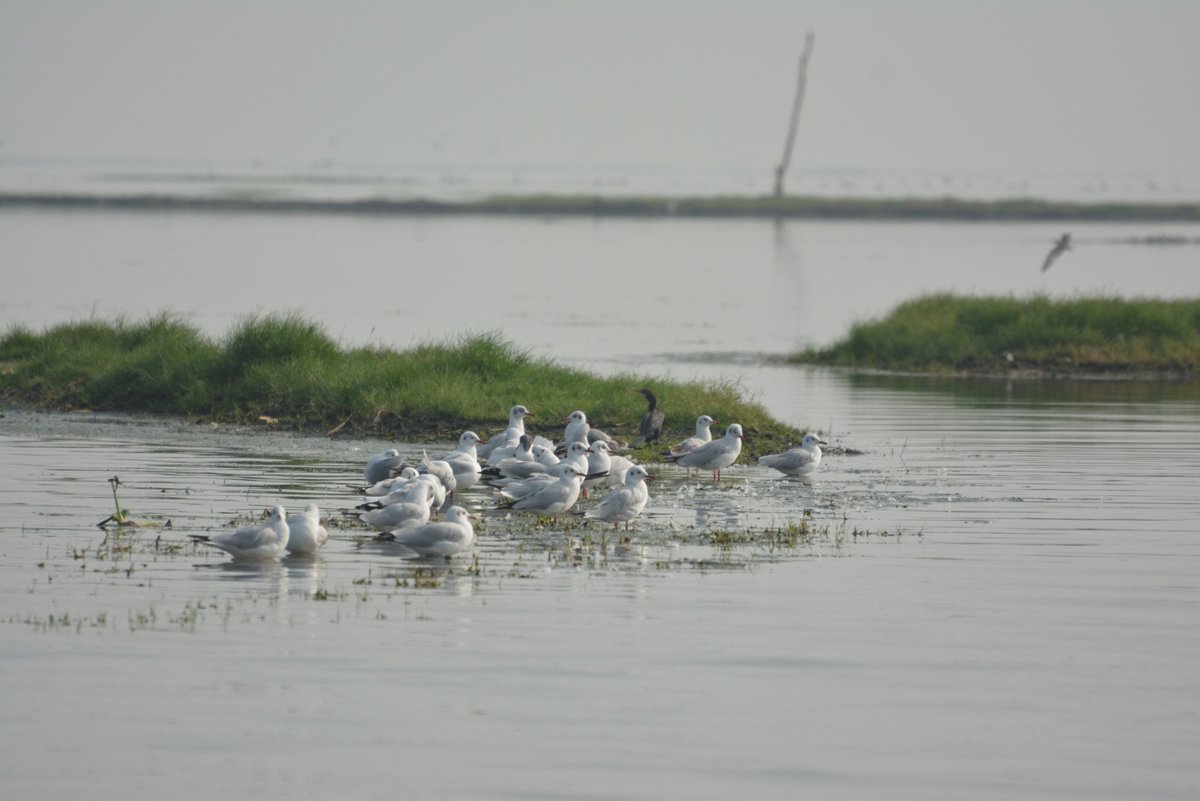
xmin=95 ymin=475 xmax=169 ymax=529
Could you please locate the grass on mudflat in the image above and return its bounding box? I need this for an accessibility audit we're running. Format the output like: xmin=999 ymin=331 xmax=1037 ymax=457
xmin=0 ymin=313 xmax=802 ymax=456
xmin=790 ymin=294 xmax=1200 ymax=374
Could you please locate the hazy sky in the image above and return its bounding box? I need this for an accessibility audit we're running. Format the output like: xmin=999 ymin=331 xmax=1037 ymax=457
xmin=1 ymin=0 xmax=1197 ymax=176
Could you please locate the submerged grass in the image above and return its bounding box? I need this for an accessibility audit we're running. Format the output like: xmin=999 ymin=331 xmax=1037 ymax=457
xmin=0 ymin=313 xmax=801 ymax=455
xmin=790 ymin=294 xmax=1200 ymax=374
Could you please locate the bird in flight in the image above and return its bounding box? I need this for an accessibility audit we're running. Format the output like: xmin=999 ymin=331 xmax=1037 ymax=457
xmin=1041 ymin=232 xmax=1072 ymax=272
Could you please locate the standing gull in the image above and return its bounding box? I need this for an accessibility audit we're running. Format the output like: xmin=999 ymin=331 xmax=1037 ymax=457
xmin=665 ymin=414 xmax=716 ymax=478
xmin=667 ymin=415 xmax=716 ymax=457
xmin=586 ymin=465 xmax=653 ymax=531
xmin=437 ymin=432 xmax=484 ymax=491
xmin=437 ymin=431 xmax=483 ymax=463
xmin=667 ymin=423 xmax=743 ymax=482
xmin=560 ymin=410 xmax=590 ymax=450
xmin=1041 ymin=232 xmax=1072 ymax=272
xmin=582 ymin=439 xmax=614 ymax=497
xmin=757 ymin=433 xmax=828 ymax=477
xmin=190 ymin=505 xmax=290 ymax=561
xmin=477 ymin=405 xmax=533 ymax=461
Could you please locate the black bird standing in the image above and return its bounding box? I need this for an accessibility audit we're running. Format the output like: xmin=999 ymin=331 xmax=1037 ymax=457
xmin=636 ymin=388 xmax=665 ymax=443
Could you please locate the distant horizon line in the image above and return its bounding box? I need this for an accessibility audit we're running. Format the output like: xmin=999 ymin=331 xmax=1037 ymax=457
xmin=4 ymin=190 xmax=1198 ymax=223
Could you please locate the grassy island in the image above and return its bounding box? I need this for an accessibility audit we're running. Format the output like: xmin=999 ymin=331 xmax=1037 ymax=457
xmin=790 ymin=294 xmax=1200 ymax=376
xmin=0 ymin=315 xmax=803 ymax=457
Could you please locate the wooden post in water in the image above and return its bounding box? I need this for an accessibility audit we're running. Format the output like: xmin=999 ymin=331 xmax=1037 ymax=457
xmin=774 ymin=31 xmax=815 ymax=197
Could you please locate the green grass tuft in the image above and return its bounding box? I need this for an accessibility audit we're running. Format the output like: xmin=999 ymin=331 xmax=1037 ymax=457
xmin=790 ymin=294 xmax=1200 ymax=373
xmin=0 ymin=314 xmax=801 ymax=453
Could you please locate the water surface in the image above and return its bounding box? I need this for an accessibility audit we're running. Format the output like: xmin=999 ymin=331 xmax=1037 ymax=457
xmin=3 ymin=368 xmax=1198 ymax=800
xmin=3 ymin=208 xmax=1198 ymax=364
xmin=3 ymin=205 xmax=1199 ymax=798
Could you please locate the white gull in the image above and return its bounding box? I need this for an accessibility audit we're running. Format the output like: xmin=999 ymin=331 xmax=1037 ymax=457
xmin=757 ymin=433 xmax=828 ymax=477
xmin=586 ymin=464 xmax=652 ymax=531
xmin=504 ymin=466 xmax=584 ymax=523
xmin=285 ymin=503 xmax=329 ymax=555
xmin=668 ymin=423 xmax=743 ymax=482
xmin=190 ymin=505 xmax=290 ymax=561
xmin=477 ymin=405 xmax=533 ymax=461
xmin=364 ymin=448 xmax=405 ymax=485
xmin=386 ymin=506 xmax=477 ymax=558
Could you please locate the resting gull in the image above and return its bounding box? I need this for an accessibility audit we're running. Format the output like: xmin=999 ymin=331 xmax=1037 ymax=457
xmin=386 ymin=505 xmax=477 ymax=558
xmin=190 ymin=505 xmax=290 ymax=561
xmin=503 ymin=466 xmax=585 ymax=523
xmin=757 ymin=433 xmax=828 ymax=477
xmin=285 ymin=503 xmax=329 ymax=555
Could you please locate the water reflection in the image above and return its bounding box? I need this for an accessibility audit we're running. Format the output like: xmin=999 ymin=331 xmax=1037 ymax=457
xmin=841 ymin=370 xmax=1200 ymax=403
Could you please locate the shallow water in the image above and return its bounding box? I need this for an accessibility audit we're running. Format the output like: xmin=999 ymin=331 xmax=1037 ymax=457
xmin=3 ymin=205 xmax=1200 ymax=797
xmin=3 ymin=366 xmax=1199 ymax=800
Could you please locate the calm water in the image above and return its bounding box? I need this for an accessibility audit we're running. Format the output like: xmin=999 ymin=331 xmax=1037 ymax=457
xmin=2 ymin=207 xmax=1200 ymax=799
xmin=2 ymin=207 xmax=1199 ymax=364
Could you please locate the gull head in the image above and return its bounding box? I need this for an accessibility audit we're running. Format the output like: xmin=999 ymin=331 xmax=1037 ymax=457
xmin=628 ymin=465 xmax=652 ymax=483
xmin=801 ymin=433 xmax=828 ymax=449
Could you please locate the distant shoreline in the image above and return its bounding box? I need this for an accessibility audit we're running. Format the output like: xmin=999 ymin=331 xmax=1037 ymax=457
xmin=788 ymin=294 xmax=1200 ymax=379
xmin=3 ymin=191 xmax=1200 ymax=222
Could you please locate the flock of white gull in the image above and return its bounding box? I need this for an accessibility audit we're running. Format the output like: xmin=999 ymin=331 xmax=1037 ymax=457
xmin=189 ymin=398 xmax=828 ymax=563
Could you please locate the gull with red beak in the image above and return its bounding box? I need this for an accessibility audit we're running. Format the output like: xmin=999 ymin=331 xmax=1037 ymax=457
xmin=667 ymin=423 xmax=743 ymax=482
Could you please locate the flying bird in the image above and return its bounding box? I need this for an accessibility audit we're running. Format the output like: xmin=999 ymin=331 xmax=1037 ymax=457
xmin=1041 ymin=232 xmax=1072 ymax=272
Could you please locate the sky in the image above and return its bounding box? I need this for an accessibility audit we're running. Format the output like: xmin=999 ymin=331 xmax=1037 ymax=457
xmin=1 ymin=0 xmax=1198 ymax=178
